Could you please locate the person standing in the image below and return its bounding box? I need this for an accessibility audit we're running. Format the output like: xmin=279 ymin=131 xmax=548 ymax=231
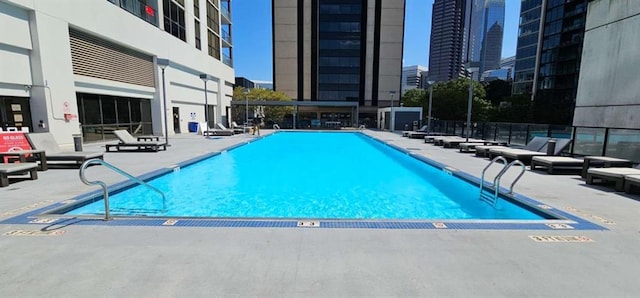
xmin=252 ymin=114 xmax=262 ymax=136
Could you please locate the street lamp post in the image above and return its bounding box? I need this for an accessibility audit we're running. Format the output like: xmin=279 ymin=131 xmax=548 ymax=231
xmin=244 ymin=89 xmax=249 ymax=128
xmin=199 ymin=74 xmax=211 ymax=129
xmin=427 ymin=80 xmax=435 ymax=133
xmin=389 ymin=90 xmax=396 ymax=131
xmin=465 ymin=65 xmax=477 ymax=142
xmin=157 ymin=58 xmax=170 ymax=146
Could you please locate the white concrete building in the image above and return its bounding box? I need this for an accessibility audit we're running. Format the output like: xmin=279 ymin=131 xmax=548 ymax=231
xmin=0 ymin=0 xmax=234 ymax=146
xmin=401 ymin=65 xmax=428 ymax=94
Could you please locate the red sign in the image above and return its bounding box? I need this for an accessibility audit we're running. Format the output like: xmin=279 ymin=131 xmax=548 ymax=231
xmin=146 ymin=5 xmax=155 ymax=16
xmin=0 ymin=132 xmax=32 ymax=162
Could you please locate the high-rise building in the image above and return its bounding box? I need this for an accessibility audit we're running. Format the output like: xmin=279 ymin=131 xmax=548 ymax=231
xmin=235 ymin=77 xmax=255 ymax=89
xmin=401 ymin=65 xmax=428 ymax=94
xmin=272 ymin=0 xmax=404 ymax=122
xmin=0 ymin=0 xmax=234 ymax=143
xmin=478 ymin=0 xmax=505 ymax=75
xmin=512 ymin=0 xmax=588 ymax=124
xmin=428 ymin=0 xmax=469 ymax=82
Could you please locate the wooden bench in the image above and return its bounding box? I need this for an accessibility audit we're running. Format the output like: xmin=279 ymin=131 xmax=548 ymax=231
xmin=0 ymin=163 xmax=39 ymax=187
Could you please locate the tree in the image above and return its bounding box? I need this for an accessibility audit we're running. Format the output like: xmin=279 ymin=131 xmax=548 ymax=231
xmin=431 ymin=78 xmax=492 ymax=122
xmin=483 ymin=79 xmax=512 ymax=106
xmin=231 ymin=87 xmax=293 ymax=125
xmin=401 ymin=89 xmax=427 ymax=108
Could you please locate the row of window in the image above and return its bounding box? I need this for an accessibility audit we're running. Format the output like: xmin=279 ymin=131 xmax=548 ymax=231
xmin=319 ymin=56 xmax=360 ymax=67
xmin=319 ymin=4 xmax=361 ymax=14
xmin=319 ymin=22 xmax=361 ymax=33
xmin=319 ymin=39 xmax=360 ymax=50
xmin=318 ymin=74 xmax=360 ymax=84
xmin=317 ymin=91 xmax=359 ymax=101
xmin=163 ymin=0 xmax=186 ymax=41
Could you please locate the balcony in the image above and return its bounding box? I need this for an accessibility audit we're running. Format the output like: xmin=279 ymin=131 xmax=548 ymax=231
xmin=222 ymin=53 xmax=233 ymax=67
xmin=221 ymin=28 xmax=232 ymax=47
xmin=221 ymin=0 xmax=231 ymax=24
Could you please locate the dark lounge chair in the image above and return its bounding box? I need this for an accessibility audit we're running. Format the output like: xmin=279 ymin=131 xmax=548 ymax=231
xmin=0 ymin=163 xmax=38 ymax=187
xmin=27 ymin=133 xmax=104 ymax=165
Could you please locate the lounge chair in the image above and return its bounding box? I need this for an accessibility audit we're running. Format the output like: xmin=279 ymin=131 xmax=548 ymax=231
xmin=586 ymin=165 xmax=640 ymax=192
xmin=442 ymin=138 xmax=485 ymax=148
xmin=215 ymin=123 xmax=237 ymax=134
xmin=0 ymin=163 xmax=38 ymax=187
xmin=26 ymin=133 xmax=104 ymax=166
xmin=623 ymin=174 xmax=640 ymax=194
xmin=106 ymin=130 xmax=167 ymax=152
xmin=231 ymin=121 xmax=251 ymax=133
xmin=530 ymin=156 xmax=584 ymax=174
xmin=491 ymin=138 xmax=572 ymax=164
xmin=197 ymin=122 xmax=234 ymax=136
xmin=402 ymin=125 xmax=428 ymax=137
xmin=476 ymin=136 xmax=548 ymax=158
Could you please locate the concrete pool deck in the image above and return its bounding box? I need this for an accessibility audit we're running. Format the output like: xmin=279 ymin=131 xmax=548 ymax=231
xmin=1 ymin=130 xmax=639 ymax=297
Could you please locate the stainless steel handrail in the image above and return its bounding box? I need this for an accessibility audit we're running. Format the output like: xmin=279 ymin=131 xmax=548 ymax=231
xmin=79 ymin=159 xmax=166 ymax=220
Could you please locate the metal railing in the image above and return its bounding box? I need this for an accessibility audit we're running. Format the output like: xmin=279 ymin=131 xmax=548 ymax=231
xmin=79 ymin=159 xmax=166 ymax=220
xmin=479 ymin=157 xmax=526 ymax=208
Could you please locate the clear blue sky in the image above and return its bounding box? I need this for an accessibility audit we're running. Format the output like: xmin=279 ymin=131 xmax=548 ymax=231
xmin=233 ymin=0 xmax=521 ymax=82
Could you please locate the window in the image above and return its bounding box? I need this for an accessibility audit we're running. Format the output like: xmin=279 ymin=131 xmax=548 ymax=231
xmin=163 ymin=0 xmax=186 ymax=41
xmin=194 ymin=0 xmax=200 ymax=17
xmin=208 ymin=30 xmax=220 ymax=59
xmin=195 ymin=20 xmax=201 ymax=49
xmin=206 ymin=0 xmax=220 ymax=34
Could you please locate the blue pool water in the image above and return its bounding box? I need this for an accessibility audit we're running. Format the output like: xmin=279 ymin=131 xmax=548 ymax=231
xmin=67 ymin=132 xmax=546 ymax=220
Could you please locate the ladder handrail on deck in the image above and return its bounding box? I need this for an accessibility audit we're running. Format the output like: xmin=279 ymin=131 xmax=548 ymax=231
xmin=479 ymin=157 xmax=526 ymax=207
xmin=79 ymin=159 xmax=166 ymax=220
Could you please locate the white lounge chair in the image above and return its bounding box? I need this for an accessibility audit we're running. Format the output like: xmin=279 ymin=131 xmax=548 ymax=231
xmin=586 ymin=165 xmax=640 ymax=192
xmin=106 ymin=130 xmax=167 ymax=152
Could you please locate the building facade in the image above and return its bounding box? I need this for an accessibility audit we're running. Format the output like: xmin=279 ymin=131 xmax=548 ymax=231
xmin=572 ymin=0 xmax=640 ymax=162
xmin=478 ymin=0 xmax=505 ymax=75
xmin=272 ymin=0 xmax=404 ymax=124
xmin=512 ymin=0 xmax=588 ymax=125
xmin=401 ymin=65 xmax=428 ymax=94
xmin=0 ymin=0 xmax=234 ymax=145
xmin=428 ymin=0 xmax=468 ymax=82
xmin=235 ymin=77 xmax=255 ymax=89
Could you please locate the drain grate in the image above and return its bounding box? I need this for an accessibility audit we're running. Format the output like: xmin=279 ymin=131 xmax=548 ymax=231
xmin=297 ymin=220 xmax=320 ymax=227
xmin=529 ymin=235 xmax=593 ymax=242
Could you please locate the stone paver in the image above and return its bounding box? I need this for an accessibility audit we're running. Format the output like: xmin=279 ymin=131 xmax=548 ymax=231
xmin=1 ymin=130 xmax=639 ymax=297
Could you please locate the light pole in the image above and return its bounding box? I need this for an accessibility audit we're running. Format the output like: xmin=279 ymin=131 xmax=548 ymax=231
xmin=389 ymin=90 xmax=396 ymax=131
xmin=427 ymin=80 xmax=435 ymax=133
xmin=465 ymin=65 xmax=478 ymax=142
xmin=199 ymin=74 xmax=211 ymax=129
xmin=157 ymin=58 xmax=170 ymax=146
xmin=244 ymin=88 xmax=249 ymax=128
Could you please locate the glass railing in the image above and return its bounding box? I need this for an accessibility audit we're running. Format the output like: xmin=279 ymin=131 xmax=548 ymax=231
xmin=222 ymin=53 xmax=232 ymax=67
xmin=221 ymin=28 xmax=232 ymax=44
xmin=221 ymin=7 xmax=231 ymax=20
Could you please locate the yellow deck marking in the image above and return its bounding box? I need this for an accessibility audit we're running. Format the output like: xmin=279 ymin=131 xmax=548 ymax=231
xmin=0 ymin=200 xmax=54 ymax=219
xmin=297 ymin=220 xmax=320 ymax=227
xmin=565 ymin=206 xmax=616 ymax=225
xmin=432 ymin=222 xmax=448 ymax=229
xmin=162 ymin=219 xmax=179 ymax=226
xmin=529 ymin=235 xmax=593 ymax=242
xmin=3 ymin=230 xmax=65 ymax=237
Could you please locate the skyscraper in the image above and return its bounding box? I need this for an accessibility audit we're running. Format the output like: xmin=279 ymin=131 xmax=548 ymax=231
xmin=272 ymin=0 xmax=404 ymax=121
xmin=428 ymin=0 xmax=468 ymax=82
xmin=478 ymin=0 xmax=505 ymax=75
xmin=512 ymin=0 xmax=588 ymax=124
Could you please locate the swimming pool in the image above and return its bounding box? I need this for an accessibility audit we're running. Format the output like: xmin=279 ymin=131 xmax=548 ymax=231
xmin=65 ymin=132 xmax=550 ymax=220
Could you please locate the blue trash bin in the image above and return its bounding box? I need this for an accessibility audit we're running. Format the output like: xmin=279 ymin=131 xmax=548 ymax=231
xmin=188 ymin=122 xmax=198 ymax=132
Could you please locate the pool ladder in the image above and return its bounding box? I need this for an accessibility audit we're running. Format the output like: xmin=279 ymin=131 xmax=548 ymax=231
xmin=479 ymin=156 xmax=526 ymax=207
xmin=79 ymin=159 xmax=167 ymax=221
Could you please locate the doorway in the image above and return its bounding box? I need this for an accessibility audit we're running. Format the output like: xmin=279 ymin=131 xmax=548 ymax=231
xmin=172 ymin=107 xmax=180 ymax=133
xmin=0 ymin=96 xmax=32 ymax=131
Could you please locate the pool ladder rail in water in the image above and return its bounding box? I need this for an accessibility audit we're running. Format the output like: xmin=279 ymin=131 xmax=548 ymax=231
xmin=79 ymin=159 xmax=167 ymax=220
xmin=479 ymin=156 xmax=526 ymax=208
